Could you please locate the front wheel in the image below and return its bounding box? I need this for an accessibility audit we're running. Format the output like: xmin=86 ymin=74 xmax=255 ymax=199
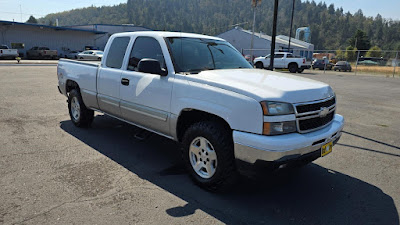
xmin=68 ymin=89 xmax=94 ymax=127
xmin=182 ymin=121 xmax=237 ymax=191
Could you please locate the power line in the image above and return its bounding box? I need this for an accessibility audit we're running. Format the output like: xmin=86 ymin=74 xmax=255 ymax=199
xmin=0 ymin=11 xmax=46 ymax=17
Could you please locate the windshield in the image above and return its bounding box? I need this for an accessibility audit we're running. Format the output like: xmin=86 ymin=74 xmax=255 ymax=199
xmin=166 ymin=37 xmax=252 ymax=74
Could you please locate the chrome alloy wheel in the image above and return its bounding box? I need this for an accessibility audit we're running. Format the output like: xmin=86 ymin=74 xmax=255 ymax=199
xmin=70 ymin=96 xmax=81 ymax=121
xmin=189 ymin=137 xmax=218 ymax=179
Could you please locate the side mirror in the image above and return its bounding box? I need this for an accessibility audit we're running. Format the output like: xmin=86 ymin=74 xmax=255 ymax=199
xmin=138 ymin=58 xmax=167 ymax=76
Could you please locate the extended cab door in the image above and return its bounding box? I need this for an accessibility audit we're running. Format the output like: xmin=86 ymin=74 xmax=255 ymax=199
xmin=97 ymin=36 xmax=131 ymax=116
xmin=274 ymin=53 xmax=285 ymax=68
xmin=120 ymin=36 xmax=173 ymax=136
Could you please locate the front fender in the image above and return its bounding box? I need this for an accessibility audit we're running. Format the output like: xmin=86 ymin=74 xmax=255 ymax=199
xmin=171 ymin=76 xmax=264 ymax=134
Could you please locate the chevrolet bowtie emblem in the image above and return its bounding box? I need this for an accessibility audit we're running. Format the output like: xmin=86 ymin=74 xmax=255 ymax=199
xmin=319 ymin=107 xmax=329 ymax=117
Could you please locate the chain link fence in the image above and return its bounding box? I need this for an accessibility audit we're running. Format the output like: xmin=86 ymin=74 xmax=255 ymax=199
xmin=313 ymin=50 xmax=399 ymax=77
xmin=241 ymin=48 xmax=399 ymax=77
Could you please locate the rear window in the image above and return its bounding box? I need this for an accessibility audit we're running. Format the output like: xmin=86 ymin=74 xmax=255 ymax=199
xmin=106 ymin=37 xmax=130 ymax=69
xmin=337 ymin=61 xmax=346 ymax=65
xmin=0 ymin=45 xmax=8 ymax=49
xmin=39 ymin=47 xmax=50 ymax=50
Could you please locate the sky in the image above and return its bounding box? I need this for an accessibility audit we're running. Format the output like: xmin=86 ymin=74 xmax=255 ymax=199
xmin=0 ymin=0 xmax=399 ymax=23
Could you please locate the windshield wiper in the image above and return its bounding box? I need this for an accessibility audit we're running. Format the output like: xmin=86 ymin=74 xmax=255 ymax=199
xmin=186 ymin=67 xmax=215 ymax=74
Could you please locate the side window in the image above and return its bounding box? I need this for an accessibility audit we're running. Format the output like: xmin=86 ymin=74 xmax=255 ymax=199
xmin=274 ymin=54 xmax=284 ymax=58
xmin=128 ymin=37 xmax=165 ymax=71
xmin=105 ymin=37 xmax=130 ymax=69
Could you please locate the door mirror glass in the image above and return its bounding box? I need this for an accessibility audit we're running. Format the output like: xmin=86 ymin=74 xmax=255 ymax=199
xmin=137 ymin=58 xmax=166 ymax=76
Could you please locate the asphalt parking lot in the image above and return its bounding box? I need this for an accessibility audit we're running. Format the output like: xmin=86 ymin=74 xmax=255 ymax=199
xmin=1 ymin=66 xmax=399 ymax=225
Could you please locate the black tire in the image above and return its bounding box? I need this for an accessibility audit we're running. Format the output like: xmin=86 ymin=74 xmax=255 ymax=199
xmin=74 ymin=56 xmax=78 ymax=59
xmin=79 ymin=57 xmax=83 ymax=60
xmin=68 ymin=89 xmax=94 ymax=127
xmin=288 ymin=63 xmax=298 ymax=73
xmin=182 ymin=121 xmax=237 ymax=192
xmin=98 ymin=57 xmax=101 ymax=61
xmin=297 ymin=68 xmax=304 ymax=73
xmin=255 ymin=62 xmax=263 ymax=69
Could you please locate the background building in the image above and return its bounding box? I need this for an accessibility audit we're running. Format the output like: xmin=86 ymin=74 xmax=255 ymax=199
xmin=0 ymin=20 xmax=106 ymax=57
xmin=217 ymin=27 xmax=314 ymax=59
xmin=65 ymin=24 xmax=152 ymax=50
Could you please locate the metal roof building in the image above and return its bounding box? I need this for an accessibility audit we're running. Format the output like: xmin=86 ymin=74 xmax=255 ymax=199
xmin=64 ymin=24 xmax=152 ymax=50
xmin=0 ymin=20 xmax=106 ymax=57
xmin=217 ymin=27 xmax=314 ymax=59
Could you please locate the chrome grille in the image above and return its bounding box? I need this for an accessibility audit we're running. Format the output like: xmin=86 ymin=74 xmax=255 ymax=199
xmin=294 ymin=97 xmax=336 ymax=133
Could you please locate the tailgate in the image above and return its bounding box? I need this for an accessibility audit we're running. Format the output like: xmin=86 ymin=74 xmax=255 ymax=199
xmin=0 ymin=49 xmax=18 ymax=56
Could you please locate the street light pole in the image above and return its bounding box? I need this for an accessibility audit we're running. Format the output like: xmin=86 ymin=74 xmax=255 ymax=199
xmin=288 ymin=0 xmax=295 ymax=52
xmin=269 ymin=0 xmax=279 ymax=71
xmin=250 ymin=0 xmax=261 ymax=62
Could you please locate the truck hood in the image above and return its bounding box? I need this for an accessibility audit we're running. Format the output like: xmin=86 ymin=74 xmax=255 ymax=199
xmin=185 ymin=69 xmax=334 ymax=103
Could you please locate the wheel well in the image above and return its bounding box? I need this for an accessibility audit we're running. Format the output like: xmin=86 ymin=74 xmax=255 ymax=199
xmin=65 ymin=80 xmax=80 ymax=94
xmin=176 ymin=109 xmax=231 ymax=142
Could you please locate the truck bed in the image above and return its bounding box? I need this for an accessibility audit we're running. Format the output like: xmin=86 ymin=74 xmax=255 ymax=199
xmin=58 ymin=59 xmax=100 ymax=106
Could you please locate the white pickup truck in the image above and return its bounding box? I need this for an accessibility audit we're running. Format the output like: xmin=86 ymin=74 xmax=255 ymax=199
xmin=254 ymin=52 xmax=311 ymax=73
xmin=0 ymin=45 xmax=19 ymax=59
xmin=57 ymin=31 xmax=344 ymax=191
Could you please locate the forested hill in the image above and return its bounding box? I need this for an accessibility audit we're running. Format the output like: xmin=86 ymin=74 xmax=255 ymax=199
xmin=40 ymin=0 xmax=400 ymax=50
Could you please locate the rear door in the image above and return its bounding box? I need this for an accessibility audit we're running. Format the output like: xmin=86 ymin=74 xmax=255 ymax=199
xmin=97 ymin=36 xmax=131 ymax=117
xmin=120 ymin=36 xmax=173 ymax=135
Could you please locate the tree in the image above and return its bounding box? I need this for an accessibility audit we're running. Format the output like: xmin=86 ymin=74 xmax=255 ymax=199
xmin=39 ymin=0 xmax=400 ymax=50
xmin=366 ymin=46 xmax=382 ymax=58
xmin=336 ymin=49 xmax=345 ymax=60
xmin=345 ymin=46 xmax=358 ymax=61
xmin=348 ymin=30 xmax=371 ymax=50
xmin=26 ymin=15 xmax=38 ymax=24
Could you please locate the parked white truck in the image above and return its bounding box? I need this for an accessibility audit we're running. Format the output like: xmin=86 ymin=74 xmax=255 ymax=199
xmin=0 ymin=45 xmax=19 ymax=59
xmin=57 ymin=31 xmax=344 ymax=191
xmin=254 ymin=52 xmax=311 ymax=73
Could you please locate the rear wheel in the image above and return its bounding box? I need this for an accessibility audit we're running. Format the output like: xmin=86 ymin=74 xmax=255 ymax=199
xmin=255 ymin=62 xmax=264 ymax=69
xmin=182 ymin=121 xmax=237 ymax=191
xmin=68 ymin=89 xmax=94 ymax=127
xmin=288 ymin=63 xmax=298 ymax=73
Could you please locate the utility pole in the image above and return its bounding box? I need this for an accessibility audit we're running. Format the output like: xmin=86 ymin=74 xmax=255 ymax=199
xmin=20 ymin=5 xmax=23 ymax=22
xmin=269 ymin=0 xmax=279 ymax=71
xmin=288 ymin=0 xmax=295 ymax=52
xmin=251 ymin=0 xmax=261 ymax=62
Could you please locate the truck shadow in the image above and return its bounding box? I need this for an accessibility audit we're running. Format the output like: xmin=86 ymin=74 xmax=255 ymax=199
xmin=60 ymin=114 xmax=399 ymax=225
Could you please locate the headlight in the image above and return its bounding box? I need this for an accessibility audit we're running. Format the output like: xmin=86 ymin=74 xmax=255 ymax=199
xmin=260 ymin=101 xmax=294 ymax=115
xmin=263 ymin=121 xmax=297 ymax=135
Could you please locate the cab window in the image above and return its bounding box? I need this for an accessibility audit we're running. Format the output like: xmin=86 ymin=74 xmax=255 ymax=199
xmin=105 ymin=37 xmax=130 ymax=69
xmin=127 ymin=37 xmax=165 ymax=71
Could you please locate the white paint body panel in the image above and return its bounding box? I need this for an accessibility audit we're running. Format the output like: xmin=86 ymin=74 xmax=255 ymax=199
xmin=57 ymin=31 xmax=344 ymax=165
xmin=254 ymin=52 xmax=308 ymax=69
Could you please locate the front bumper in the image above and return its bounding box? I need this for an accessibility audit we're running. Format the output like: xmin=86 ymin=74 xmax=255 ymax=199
xmin=233 ymin=114 xmax=344 ymax=164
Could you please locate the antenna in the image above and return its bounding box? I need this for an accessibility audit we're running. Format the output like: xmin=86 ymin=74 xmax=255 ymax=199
xmin=20 ymin=4 xmax=22 ymax=22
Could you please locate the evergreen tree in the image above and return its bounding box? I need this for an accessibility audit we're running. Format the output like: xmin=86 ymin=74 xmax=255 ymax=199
xmin=40 ymin=0 xmax=400 ymax=50
xmin=26 ymin=15 xmax=38 ymax=24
